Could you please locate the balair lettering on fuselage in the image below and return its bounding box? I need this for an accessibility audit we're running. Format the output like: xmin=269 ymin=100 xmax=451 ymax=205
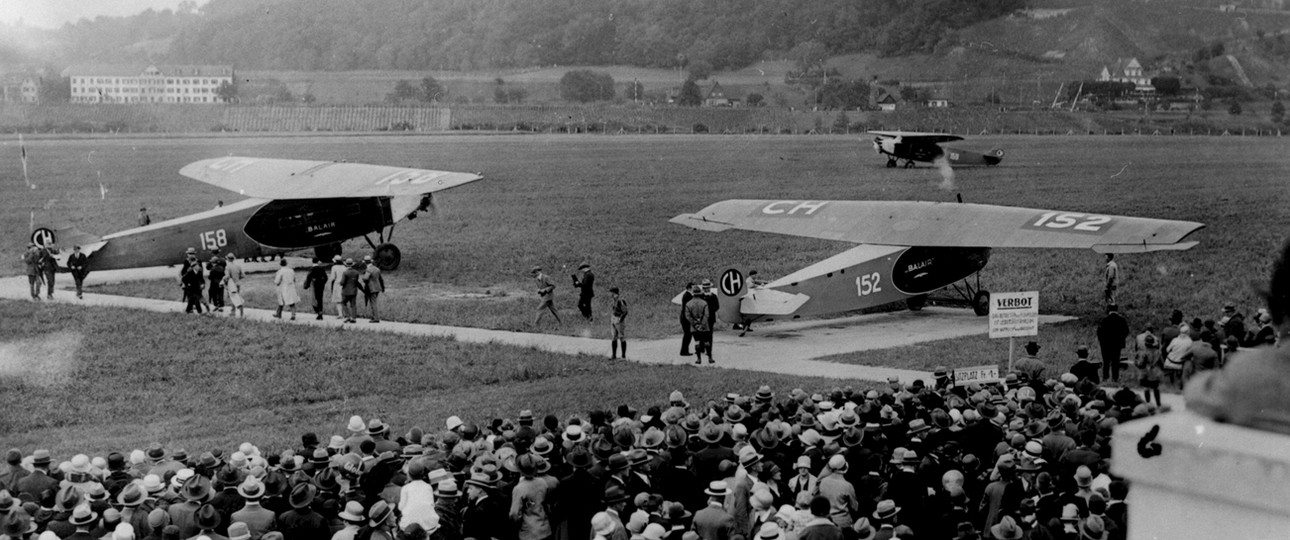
xmin=754 ymin=200 xmax=829 ymax=218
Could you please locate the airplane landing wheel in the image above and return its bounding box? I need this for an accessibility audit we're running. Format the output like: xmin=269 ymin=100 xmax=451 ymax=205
xmin=374 ymin=243 xmax=401 ymax=271
xmin=903 ymin=160 xmax=916 ymax=169
xmin=972 ymin=290 xmax=991 ymax=316
xmin=886 ymin=158 xmax=897 ymax=168
xmin=906 ymin=294 xmax=928 ymax=311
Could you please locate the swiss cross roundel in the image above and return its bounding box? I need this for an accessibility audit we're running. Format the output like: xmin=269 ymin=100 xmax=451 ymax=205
xmin=31 ymin=227 xmax=55 ymax=248
xmin=719 ymin=269 xmax=744 ymax=296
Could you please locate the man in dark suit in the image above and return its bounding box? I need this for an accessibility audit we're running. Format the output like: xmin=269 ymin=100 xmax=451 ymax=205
xmin=15 ymin=450 xmax=58 ymax=502
xmin=67 ymin=246 xmax=89 ymax=299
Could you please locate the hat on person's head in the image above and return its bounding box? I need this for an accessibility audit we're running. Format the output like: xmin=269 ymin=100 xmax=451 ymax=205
xmin=530 ymin=266 xmax=542 ymax=275
xmin=85 ymin=483 xmax=108 ymax=502
xmin=906 ymin=419 xmax=931 ymax=436
xmin=116 ymin=482 xmax=146 ymax=508
xmin=237 ymin=477 xmax=265 ymax=500
xmin=756 ymin=522 xmax=782 ymax=540
xmin=194 ymin=504 xmax=221 ymax=530
xmin=872 ymin=499 xmax=900 ymax=520
xmin=1075 ymin=465 xmax=1094 ymax=487
xmin=225 ymin=522 xmax=250 ymax=540
xmin=426 ymin=468 xmax=453 ymax=485
xmin=434 ymin=479 xmax=461 ymax=499
xmin=577 ymin=262 xmax=591 ymax=270
xmin=288 ymin=483 xmax=316 ymax=509
xmin=344 ymin=258 xmax=354 ymax=267
xmin=605 ymin=454 xmax=630 ymax=473
xmin=852 ymin=518 xmax=876 ymax=540
xmin=446 ymin=415 xmax=464 ymax=431
xmin=368 ymin=500 xmax=392 ymax=527
xmin=739 ymin=451 xmax=763 ymax=470
xmin=338 ymin=501 xmax=365 ymax=523
xmin=366 ymin=418 xmax=386 ymax=436
xmin=592 ymin=512 xmax=616 ymax=537
xmin=70 ymin=504 xmax=98 ymax=526
xmin=603 ymin=484 xmax=630 ymax=505
xmin=698 ymin=422 xmax=724 ymax=444
xmin=1079 ymin=515 xmax=1107 ymax=540
xmin=181 ymin=475 xmax=212 ymax=502
xmin=827 ymin=454 xmax=848 ymax=473
xmin=704 ymin=481 xmax=730 ymax=497
xmin=1025 ymin=340 xmax=1041 ymax=353
xmin=185 ymin=247 xmax=196 ymax=255
xmin=561 ymin=424 xmax=585 ymax=444
xmin=138 ymin=473 xmax=165 ymax=495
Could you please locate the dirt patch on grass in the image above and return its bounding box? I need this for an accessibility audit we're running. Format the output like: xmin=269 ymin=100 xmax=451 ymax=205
xmin=0 ymin=330 xmax=82 ymax=387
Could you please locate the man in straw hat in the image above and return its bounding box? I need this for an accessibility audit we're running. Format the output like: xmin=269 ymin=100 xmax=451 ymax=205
xmin=231 ymin=477 xmax=275 ymax=539
xmin=333 ymin=500 xmax=367 ymax=540
xmin=692 ymin=481 xmax=736 ymax=540
xmin=463 ymin=470 xmax=507 ymax=540
xmin=531 ymin=266 xmax=562 ymax=326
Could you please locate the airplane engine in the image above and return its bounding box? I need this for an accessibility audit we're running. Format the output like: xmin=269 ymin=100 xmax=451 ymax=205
xmin=244 ymin=198 xmax=392 ymax=250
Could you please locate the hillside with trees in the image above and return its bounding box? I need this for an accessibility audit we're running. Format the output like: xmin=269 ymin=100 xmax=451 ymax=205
xmin=9 ymin=0 xmax=1024 ymax=72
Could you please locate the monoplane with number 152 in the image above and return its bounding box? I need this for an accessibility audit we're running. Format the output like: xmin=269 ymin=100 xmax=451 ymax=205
xmin=670 ymin=199 xmax=1202 ymax=327
xmin=32 ymin=157 xmax=482 ymax=272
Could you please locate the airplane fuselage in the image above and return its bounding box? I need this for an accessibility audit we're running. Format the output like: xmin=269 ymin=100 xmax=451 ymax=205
xmin=78 ymin=197 xmax=399 ymax=271
xmin=722 ymin=246 xmax=990 ymax=323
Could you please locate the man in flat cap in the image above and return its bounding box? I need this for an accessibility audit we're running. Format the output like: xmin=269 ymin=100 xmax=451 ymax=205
xmin=572 ymin=262 xmax=595 ymax=321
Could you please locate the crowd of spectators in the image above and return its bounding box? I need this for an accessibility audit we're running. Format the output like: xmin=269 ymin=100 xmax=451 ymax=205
xmin=0 ymin=372 xmax=1157 ymax=540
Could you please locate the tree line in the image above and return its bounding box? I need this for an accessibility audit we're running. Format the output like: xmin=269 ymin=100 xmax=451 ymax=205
xmin=43 ymin=0 xmax=1026 ymax=72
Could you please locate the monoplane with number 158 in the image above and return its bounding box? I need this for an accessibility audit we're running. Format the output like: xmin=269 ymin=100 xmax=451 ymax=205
xmin=670 ymin=199 xmax=1202 ymax=327
xmin=32 ymin=157 xmax=482 ymax=272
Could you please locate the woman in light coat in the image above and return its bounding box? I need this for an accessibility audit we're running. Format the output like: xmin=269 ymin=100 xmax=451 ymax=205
xmin=274 ymin=259 xmax=300 ymax=320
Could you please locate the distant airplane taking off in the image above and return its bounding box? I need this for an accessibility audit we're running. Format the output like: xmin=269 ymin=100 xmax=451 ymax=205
xmin=870 ymin=131 xmax=1004 ymax=168
xmin=671 ymin=199 xmax=1202 ymax=327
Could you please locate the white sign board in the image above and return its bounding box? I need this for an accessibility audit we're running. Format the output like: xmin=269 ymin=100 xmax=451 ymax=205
xmin=953 ymin=365 xmax=1002 ymax=387
xmin=989 ymin=291 xmax=1039 ymax=338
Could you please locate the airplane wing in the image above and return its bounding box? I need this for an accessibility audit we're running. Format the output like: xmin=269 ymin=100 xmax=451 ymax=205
xmin=868 ymin=131 xmax=964 ymax=144
xmin=179 ymin=157 xmax=482 ymax=199
xmin=670 ymin=200 xmax=1203 ymax=253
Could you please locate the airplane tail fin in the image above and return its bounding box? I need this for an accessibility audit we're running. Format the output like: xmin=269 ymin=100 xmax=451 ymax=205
xmin=31 ymin=224 xmax=105 ymax=268
xmin=713 ymin=268 xmax=748 ymax=324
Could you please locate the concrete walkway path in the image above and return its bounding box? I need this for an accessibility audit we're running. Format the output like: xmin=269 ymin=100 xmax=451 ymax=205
xmin=1 ymin=263 xmax=1077 ymax=384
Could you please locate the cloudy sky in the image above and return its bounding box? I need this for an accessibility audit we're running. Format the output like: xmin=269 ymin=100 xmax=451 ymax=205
xmin=3 ymin=0 xmax=210 ymax=29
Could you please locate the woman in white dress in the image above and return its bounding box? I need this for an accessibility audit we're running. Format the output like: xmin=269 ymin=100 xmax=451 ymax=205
xmin=273 ymin=259 xmax=300 ymax=320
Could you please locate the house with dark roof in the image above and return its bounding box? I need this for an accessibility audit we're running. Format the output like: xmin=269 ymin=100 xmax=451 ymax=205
xmin=704 ymin=81 xmax=741 ymax=107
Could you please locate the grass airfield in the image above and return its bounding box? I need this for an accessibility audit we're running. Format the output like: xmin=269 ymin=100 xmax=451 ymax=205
xmin=1 ymin=133 xmax=1287 ymax=452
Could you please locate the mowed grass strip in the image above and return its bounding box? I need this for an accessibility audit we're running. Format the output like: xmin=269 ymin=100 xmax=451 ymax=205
xmin=0 ymin=300 xmax=865 ymax=455
xmin=6 ymin=135 xmax=1287 ymax=343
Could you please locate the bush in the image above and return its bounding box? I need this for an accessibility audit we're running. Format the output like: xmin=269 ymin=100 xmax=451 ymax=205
xmin=693 ymin=123 xmax=709 ymax=133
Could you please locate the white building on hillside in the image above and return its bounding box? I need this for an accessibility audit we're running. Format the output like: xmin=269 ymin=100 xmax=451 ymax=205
xmin=1 ymin=73 xmax=42 ymax=103
xmin=62 ymin=64 xmax=235 ymax=104
xmin=1099 ymin=58 xmax=1153 ymax=92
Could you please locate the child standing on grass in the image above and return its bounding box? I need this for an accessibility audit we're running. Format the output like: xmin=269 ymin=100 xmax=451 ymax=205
xmin=1135 ymin=334 xmax=1163 ymax=406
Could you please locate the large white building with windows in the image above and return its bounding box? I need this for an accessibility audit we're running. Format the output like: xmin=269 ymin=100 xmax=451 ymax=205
xmin=62 ymin=64 xmax=235 ymax=104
